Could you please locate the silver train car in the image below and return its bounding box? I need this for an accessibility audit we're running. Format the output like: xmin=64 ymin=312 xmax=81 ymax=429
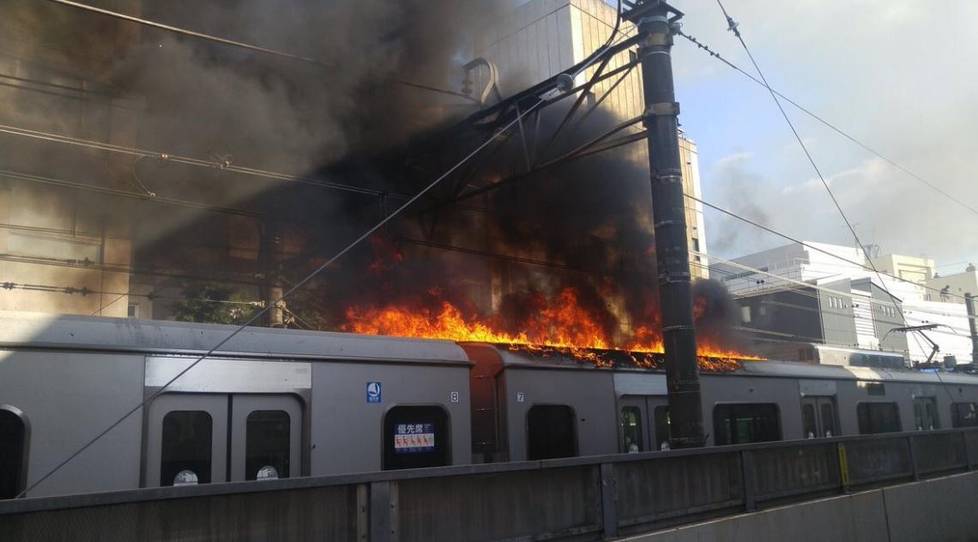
xmin=2 ymin=311 xmax=978 ymax=499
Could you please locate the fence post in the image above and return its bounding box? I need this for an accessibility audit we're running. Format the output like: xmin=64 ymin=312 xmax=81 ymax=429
xmin=962 ymin=431 xmax=974 ymax=471
xmin=907 ymin=435 xmax=920 ymax=481
xmin=370 ymin=481 xmax=398 ymax=542
xmin=837 ymin=443 xmax=850 ymax=493
xmin=600 ymin=463 xmax=619 ymax=539
xmin=357 ymin=483 xmax=370 ymax=542
xmin=740 ymin=450 xmax=756 ymax=512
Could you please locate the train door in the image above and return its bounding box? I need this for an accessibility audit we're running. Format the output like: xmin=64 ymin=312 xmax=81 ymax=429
xmin=229 ymin=395 xmax=302 ymax=481
xmin=647 ymin=397 xmax=671 ymax=450
xmin=619 ymin=397 xmax=649 ymax=453
xmin=146 ymin=394 xmax=228 ymax=487
xmin=146 ymin=393 xmax=301 ymax=487
xmin=801 ymin=396 xmax=838 ymax=438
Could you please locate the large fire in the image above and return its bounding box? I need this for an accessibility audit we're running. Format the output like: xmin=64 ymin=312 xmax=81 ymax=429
xmin=343 ymin=287 xmax=760 ymax=371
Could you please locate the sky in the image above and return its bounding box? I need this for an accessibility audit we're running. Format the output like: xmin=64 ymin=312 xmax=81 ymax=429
xmin=659 ymin=0 xmax=978 ymax=272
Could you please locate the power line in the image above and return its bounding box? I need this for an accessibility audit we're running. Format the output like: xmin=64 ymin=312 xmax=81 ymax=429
xmin=17 ymin=96 xmax=545 ymax=498
xmin=42 ymin=0 xmax=481 ymax=105
xmin=0 ymin=123 xmax=387 ymax=197
xmin=685 ymin=192 xmax=973 ymax=306
xmin=675 ymin=30 xmax=978 ymax=219
xmin=44 ymin=0 xmax=328 ymax=66
xmin=713 ymin=2 xmax=954 ymax=378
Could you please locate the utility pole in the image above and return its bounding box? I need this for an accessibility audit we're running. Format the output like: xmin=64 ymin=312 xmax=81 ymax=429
xmin=966 ymin=293 xmax=978 ymax=365
xmin=629 ymin=1 xmax=705 ymax=448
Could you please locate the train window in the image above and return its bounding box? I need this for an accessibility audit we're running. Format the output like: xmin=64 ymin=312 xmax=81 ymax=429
xmin=952 ymin=403 xmax=978 ymax=428
xmin=0 ymin=409 xmax=27 ymax=499
xmin=802 ymin=404 xmax=817 ymax=438
xmin=160 ymin=411 xmax=213 ymax=486
xmin=913 ymin=397 xmax=940 ymax=430
xmin=861 ymin=382 xmax=885 ymax=396
xmin=820 ymin=403 xmax=838 ymax=437
xmin=713 ymin=404 xmax=781 ymax=445
xmin=857 ymin=403 xmax=901 ymax=434
xmin=621 ymin=407 xmax=643 ymax=452
xmin=383 ymin=406 xmax=450 ymax=470
xmin=246 ymin=411 xmax=290 ymax=480
xmin=654 ymin=406 xmax=671 ymax=450
xmin=527 ymin=405 xmax=576 ymax=460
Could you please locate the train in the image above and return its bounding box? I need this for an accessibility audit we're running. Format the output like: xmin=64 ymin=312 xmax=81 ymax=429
xmin=2 ymin=310 xmax=978 ymax=499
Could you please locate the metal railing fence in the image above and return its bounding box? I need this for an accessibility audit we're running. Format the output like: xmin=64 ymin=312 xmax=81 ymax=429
xmin=2 ymin=428 xmax=976 ymax=541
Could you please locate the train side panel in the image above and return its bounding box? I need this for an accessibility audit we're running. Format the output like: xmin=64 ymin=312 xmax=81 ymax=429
xmin=310 ymin=362 xmax=471 ymax=475
xmin=0 ymin=349 xmax=144 ymax=497
xmin=499 ymin=367 xmax=617 ymax=462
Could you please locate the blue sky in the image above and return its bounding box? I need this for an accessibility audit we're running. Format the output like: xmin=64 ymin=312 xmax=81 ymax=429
xmin=662 ymin=0 xmax=978 ymax=270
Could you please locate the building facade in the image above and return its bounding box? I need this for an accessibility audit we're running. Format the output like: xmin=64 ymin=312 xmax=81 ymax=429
xmin=473 ymin=0 xmax=709 ymax=278
xmin=716 ymin=241 xmax=974 ymax=366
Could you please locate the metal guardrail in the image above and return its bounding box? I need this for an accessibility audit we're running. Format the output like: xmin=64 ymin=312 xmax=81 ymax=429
xmin=2 ymin=428 xmax=977 ymax=541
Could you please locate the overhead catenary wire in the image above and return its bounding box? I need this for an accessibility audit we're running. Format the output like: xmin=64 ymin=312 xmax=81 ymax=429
xmin=16 ymin=97 xmax=546 ymax=499
xmin=675 ymin=29 xmax=978 ymax=220
xmin=712 ymin=2 xmax=951 ymax=380
xmin=42 ymin=0 xmax=482 ymax=105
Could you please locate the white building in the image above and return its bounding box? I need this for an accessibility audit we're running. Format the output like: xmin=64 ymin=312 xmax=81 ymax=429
xmin=715 ymin=241 xmax=975 ymax=365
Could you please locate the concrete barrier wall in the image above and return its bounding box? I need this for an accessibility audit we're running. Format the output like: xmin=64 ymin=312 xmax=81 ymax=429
xmin=627 ymin=471 xmax=978 ymax=542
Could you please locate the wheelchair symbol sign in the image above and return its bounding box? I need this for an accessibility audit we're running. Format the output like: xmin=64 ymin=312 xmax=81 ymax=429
xmin=366 ymin=382 xmax=382 ymax=403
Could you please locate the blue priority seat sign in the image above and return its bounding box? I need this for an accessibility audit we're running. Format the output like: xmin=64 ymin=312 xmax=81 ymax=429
xmin=366 ymin=381 xmax=382 ymax=403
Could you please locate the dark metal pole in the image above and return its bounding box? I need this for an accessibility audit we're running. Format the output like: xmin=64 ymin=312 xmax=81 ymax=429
xmin=636 ymin=4 xmax=705 ymax=448
xmin=966 ymin=293 xmax=978 ymax=364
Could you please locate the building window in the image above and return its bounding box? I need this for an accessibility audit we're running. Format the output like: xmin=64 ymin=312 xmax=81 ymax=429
xmin=741 ymin=306 xmax=751 ymax=323
xmin=952 ymin=403 xmax=978 ymax=428
xmin=913 ymin=397 xmax=940 ymax=430
xmin=713 ymin=403 xmax=781 ymax=445
xmin=161 ymin=411 xmax=213 ymax=486
xmin=0 ymin=408 xmax=27 ymax=499
xmin=857 ymin=403 xmax=901 ymax=434
xmin=383 ymin=406 xmax=450 ymax=470
xmin=527 ymin=405 xmax=576 ymax=460
xmin=621 ymin=407 xmax=643 ymax=453
xmin=246 ymin=410 xmax=290 ymax=480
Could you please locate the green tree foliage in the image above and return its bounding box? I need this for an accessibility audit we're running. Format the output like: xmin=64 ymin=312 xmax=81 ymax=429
xmin=173 ymin=284 xmax=259 ymax=324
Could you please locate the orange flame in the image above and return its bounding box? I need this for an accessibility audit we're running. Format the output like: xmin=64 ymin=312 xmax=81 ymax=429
xmin=343 ymin=287 xmax=762 ymax=369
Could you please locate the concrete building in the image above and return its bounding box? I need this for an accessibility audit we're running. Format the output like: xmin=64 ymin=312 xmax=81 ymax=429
xmin=474 ymin=0 xmax=709 ymax=278
xmin=871 ymin=253 xmax=935 ymax=284
xmin=716 ymin=241 xmax=975 ymax=366
xmin=926 ymin=265 xmax=978 ymax=301
xmin=0 ymin=2 xmax=138 ymax=318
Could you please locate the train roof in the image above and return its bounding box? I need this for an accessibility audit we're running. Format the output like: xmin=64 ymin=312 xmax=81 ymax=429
xmin=736 ymin=359 xmax=978 ymax=385
xmin=483 ymin=342 xmax=978 ymax=385
xmin=0 ymin=311 xmax=471 ymax=366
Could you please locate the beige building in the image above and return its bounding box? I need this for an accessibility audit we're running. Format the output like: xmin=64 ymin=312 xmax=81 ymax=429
xmin=926 ymin=265 xmax=978 ymax=301
xmin=870 ymin=253 xmax=935 ymax=284
xmin=474 ymin=0 xmax=709 ymax=278
xmin=0 ymin=3 xmax=137 ymax=318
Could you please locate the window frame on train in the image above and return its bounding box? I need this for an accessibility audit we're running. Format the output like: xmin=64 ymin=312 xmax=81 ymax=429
xmin=653 ymin=406 xmax=671 ymax=450
xmin=245 ymin=410 xmax=291 ymax=481
xmin=382 ymin=405 xmax=451 ymax=470
xmin=856 ymin=402 xmax=902 ymax=434
xmin=526 ymin=404 xmax=577 ymax=460
xmin=621 ymin=406 xmax=644 ymax=453
xmin=951 ymin=402 xmax=978 ymax=428
xmin=712 ymin=403 xmax=781 ymax=446
xmin=912 ymin=397 xmax=940 ymax=430
xmin=160 ymin=410 xmax=214 ymax=486
xmin=0 ymin=405 xmax=29 ymax=500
